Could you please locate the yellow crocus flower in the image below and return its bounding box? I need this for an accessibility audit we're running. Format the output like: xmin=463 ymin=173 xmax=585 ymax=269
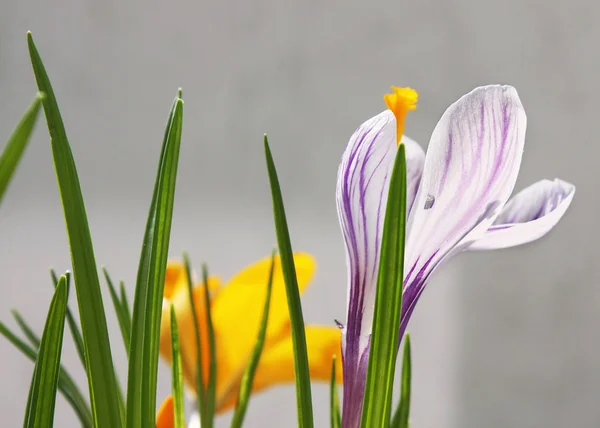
xmin=157 ymin=252 xmax=342 ymax=425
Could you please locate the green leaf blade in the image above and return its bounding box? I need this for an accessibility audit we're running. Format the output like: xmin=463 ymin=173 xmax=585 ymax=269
xmin=0 ymin=321 xmax=93 ymax=427
xmin=0 ymin=92 xmax=44 ymax=207
xmin=264 ymin=136 xmax=314 ymax=428
xmin=170 ymin=306 xmax=186 ymax=428
xmin=103 ymin=268 xmax=131 ymax=355
xmin=330 ymin=355 xmax=341 ymax=428
xmin=360 ymin=144 xmax=407 ymax=428
xmin=230 ymin=252 xmax=276 ymax=428
xmin=50 ymin=270 xmax=86 ymax=368
xmin=120 ymin=281 xmax=132 ymax=330
xmin=126 ymin=93 xmax=184 ymax=428
xmin=183 ymin=254 xmax=208 ymax=425
xmin=12 ymin=310 xmax=41 ymax=349
xmin=391 ymin=335 xmax=411 ymax=428
xmin=27 ymin=32 xmax=123 ymax=428
xmin=23 ymin=275 xmax=68 ymax=428
xmin=201 ymin=264 xmax=217 ymax=427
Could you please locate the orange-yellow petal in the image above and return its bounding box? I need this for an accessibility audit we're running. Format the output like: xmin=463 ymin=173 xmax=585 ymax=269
xmin=156 ymin=395 xmax=174 ymax=428
xmin=160 ymin=266 xmax=222 ymax=394
xmin=209 ymin=253 xmax=316 ymax=402
xmin=164 ymin=261 xmax=221 ymax=300
xmin=216 ymin=325 xmax=343 ymax=413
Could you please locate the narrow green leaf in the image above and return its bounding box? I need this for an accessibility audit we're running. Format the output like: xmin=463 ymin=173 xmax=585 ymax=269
xmin=12 ymin=310 xmax=41 ymax=348
xmin=126 ymin=92 xmax=184 ymax=428
xmin=120 ymin=281 xmax=132 ymax=329
xmin=0 ymin=92 xmax=44 ymax=207
xmin=27 ymin=32 xmax=122 ymax=428
xmin=0 ymin=322 xmax=92 ymax=427
xmin=50 ymin=270 xmax=86 ymax=368
xmin=183 ymin=254 xmax=208 ymax=426
xmin=103 ymin=268 xmax=131 ymax=355
xmin=23 ymin=275 xmax=68 ymax=428
xmin=99 ymin=270 xmax=129 ymax=422
xmin=330 ymin=355 xmax=341 ymax=428
xmin=170 ymin=305 xmax=186 ymax=428
xmin=230 ymin=252 xmax=275 ymax=428
xmin=390 ymin=335 xmax=411 ymax=428
xmin=202 ymin=264 xmax=217 ymax=427
xmin=360 ymin=144 xmax=407 ymax=428
xmin=264 ymin=135 xmax=314 ymax=428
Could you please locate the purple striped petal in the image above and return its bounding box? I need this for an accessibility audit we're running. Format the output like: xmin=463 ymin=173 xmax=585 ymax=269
xmin=337 ymin=110 xmax=395 ymax=340
xmin=336 ymin=110 xmax=424 ymax=428
xmin=401 ymin=85 xmax=527 ymax=335
xmin=404 ymin=136 xmax=426 ymax=215
xmin=336 ymin=110 xmax=395 ymax=427
xmin=468 ymin=178 xmax=575 ymax=250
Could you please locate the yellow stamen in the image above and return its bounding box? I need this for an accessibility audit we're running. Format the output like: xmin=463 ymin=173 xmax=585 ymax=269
xmin=383 ymin=86 xmax=418 ymax=145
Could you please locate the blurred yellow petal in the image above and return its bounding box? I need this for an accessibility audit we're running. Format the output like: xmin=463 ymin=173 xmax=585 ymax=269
xmin=160 ymin=266 xmax=222 ymax=393
xmin=216 ymin=325 xmax=342 ymax=413
xmin=210 ymin=253 xmax=316 ymax=401
xmin=164 ymin=262 xmax=188 ymax=300
xmin=255 ymin=325 xmax=343 ymax=387
xmin=164 ymin=261 xmax=222 ymax=300
xmin=160 ymin=253 xmax=331 ymax=415
xmin=156 ymin=395 xmax=174 ymax=428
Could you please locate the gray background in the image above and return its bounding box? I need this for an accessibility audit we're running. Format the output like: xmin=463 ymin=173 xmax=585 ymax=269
xmin=0 ymin=0 xmax=594 ymax=427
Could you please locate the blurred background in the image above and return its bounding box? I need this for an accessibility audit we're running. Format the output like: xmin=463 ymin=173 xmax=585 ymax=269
xmin=0 ymin=0 xmax=594 ymax=426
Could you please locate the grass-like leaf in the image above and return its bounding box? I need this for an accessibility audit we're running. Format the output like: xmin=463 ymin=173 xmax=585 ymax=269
xmin=0 ymin=320 xmax=93 ymax=427
xmin=50 ymin=270 xmax=86 ymax=368
xmin=330 ymin=355 xmax=341 ymax=428
xmin=23 ymin=275 xmax=68 ymax=428
xmin=183 ymin=254 xmax=208 ymax=425
xmin=170 ymin=305 xmax=186 ymax=428
xmin=27 ymin=32 xmax=123 ymax=428
xmin=0 ymin=322 xmax=92 ymax=427
xmin=12 ymin=310 xmax=40 ymax=348
xmin=0 ymin=92 xmax=44 ymax=207
xmin=126 ymin=91 xmax=184 ymax=428
xmin=390 ymin=335 xmax=411 ymax=428
xmin=201 ymin=264 xmax=217 ymax=427
xmin=120 ymin=281 xmax=132 ymax=327
xmin=230 ymin=252 xmax=276 ymax=428
xmin=360 ymin=144 xmax=407 ymax=428
xmin=264 ymin=135 xmax=314 ymax=428
xmin=103 ymin=268 xmax=131 ymax=355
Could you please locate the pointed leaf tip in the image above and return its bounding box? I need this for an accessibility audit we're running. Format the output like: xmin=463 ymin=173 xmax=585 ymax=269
xmin=264 ymin=139 xmax=314 ymax=427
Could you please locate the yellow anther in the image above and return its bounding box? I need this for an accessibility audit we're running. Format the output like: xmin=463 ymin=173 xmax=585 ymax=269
xmin=383 ymin=86 xmax=418 ymax=145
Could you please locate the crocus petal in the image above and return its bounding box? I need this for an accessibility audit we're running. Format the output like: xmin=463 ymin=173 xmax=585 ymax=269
xmin=468 ymin=178 xmax=575 ymax=250
xmin=336 ymin=109 xmax=395 ymax=428
xmin=336 ymin=106 xmax=425 ymax=428
xmin=210 ymin=253 xmax=315 ymax=403
xmin=156 ymin=395 xmax=174 ymax=428
xmin=188 ymin=413 xmax=200 ymax=428
xmin=336 ymin=112 xmax=425 ymax=339
xmin=404 ymin=136 xmax=426 ymax=215
xmin=402 ymin=85 xmax=526 ymax=336
xmin=255 ymin=325 xmax=342 ymax=386
xmin=336 ymin=110 xmax=396 ymax=342
xmin=164 ymin=261 xmax=191 ymax=300
xmin=159 ymin=265 xmax=221 ymax=395
xmin=214 ymin=325 xmax=343 ymax=413
xmin=338 ymin=109 xmax=420 ymax=428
